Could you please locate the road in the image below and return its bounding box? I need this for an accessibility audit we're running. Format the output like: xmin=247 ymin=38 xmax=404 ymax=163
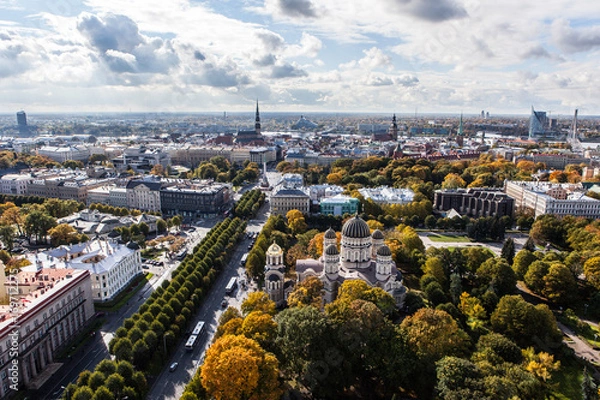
xmin=39 ymin=221 xmax=216 ymax=400
xmin=148 ymin=201 xmax=271 ymax=400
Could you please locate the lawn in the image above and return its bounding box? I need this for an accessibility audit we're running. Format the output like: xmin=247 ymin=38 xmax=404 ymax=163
xmin=427 ymin=233 xmax=471 ymax=243
xmin=549 ymin=351 xmax=584 ymax=400
xmin=94 ymin=272 xmax=153 ymax=312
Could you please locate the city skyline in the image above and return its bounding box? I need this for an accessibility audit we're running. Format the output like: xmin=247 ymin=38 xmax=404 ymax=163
xmin=1 ymin=0 xmax=600 ymax=114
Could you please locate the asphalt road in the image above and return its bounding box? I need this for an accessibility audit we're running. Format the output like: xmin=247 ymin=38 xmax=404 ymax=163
xmin=148 ymin=205 xmax=270 ymax=400
xmin=39 ymin=222 xmax=216 ymax=400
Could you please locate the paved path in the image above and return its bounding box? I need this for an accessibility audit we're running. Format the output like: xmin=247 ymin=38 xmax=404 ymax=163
xmin=418 ymin=232 xmax=529 ymax=256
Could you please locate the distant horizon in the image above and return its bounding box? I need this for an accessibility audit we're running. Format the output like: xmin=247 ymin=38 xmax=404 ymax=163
xmin=1 ymin=110 xmax=596 ymax=120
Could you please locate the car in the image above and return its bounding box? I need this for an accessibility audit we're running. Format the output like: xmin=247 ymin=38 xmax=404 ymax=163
xmin=221 ymin=299 xmax=228 ymax=308
xmin=169 ymin=362 xmax=179 ymax=372
xmin=142 ymin=265 xmax=149 ymax=269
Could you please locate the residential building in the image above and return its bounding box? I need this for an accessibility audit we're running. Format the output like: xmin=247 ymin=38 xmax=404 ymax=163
xmin=0 ymin=267 xmax=94 ymax=394
xmin=270 ymin=188 xmax=310 ymax=216
xmin=23 ymin=239 xmax=142 ymax=302
xmin=0 ymin=173 xmax=31 ymax=195
xmin=160 ymin=182 xmax=232 ymax=218
xmin=358 ymin=186 xmax=414 ymax=205
xmin=433 ymin=188 xmax=515 ymax=218
xmin=505 ymin=180 xmax=600 ymax=218
xmin=112 ymin=146 xmax=170 ymax=172
xmin=126 ymin=179 xmax=162 ymax=212
xmin=108 ymin=187 xmax=128 ymax=208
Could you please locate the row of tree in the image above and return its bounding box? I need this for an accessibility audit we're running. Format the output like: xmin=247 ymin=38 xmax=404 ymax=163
xmin=66 ymin=217 xmax=246 ymax=400
xmin=233 ymin=189 xmax=265 ymax=219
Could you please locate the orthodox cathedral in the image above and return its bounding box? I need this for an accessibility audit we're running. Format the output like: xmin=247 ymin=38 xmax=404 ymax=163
xmin=264 ymin=215 xmax=406 ymax=307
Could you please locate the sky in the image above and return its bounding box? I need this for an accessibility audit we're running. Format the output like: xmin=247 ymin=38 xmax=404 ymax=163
xmin=1 ymin=0 xmax=600 ymax=116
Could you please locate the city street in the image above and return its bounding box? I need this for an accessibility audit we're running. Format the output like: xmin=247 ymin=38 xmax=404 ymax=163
xmin=147 ymin=201 xmax=271 ymax=400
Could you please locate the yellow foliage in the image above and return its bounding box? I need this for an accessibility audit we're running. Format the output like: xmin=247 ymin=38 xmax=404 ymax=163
xmin=201 ymin=335 xmax=282 ymax=400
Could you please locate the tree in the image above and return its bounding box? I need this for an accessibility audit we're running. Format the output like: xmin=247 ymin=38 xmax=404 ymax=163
xmin=241 ymin=292 xmax=276 ymax=316
xmin=424 ymin=215 xmax=437 ymax=230
xmin=239 ymin=311 xmax=277 ymax=350
xmin=150 ymin=164 xmax=165 ymax=176
xmin=524 ymin=261 xmax=550 ymax=294
xmin=0 ymin=224 xmax=15 ymax=251
xmin=582 ymin=367 xmax=598 ymax=400
xmin=333 ymin=280 xmax=396 ymax=316
xmin=441 ymin=173 xmax=467 ymax=189
xmin=400 ymin=308 xmax=470 ymax=362
xmin=500 ymin=238 xmax=515 ymax=265
xmin=490 ymin=295 xmax=561 ymax=347
xmin=522 ymin=347 xmax=560 ymax=382
xmin=287 ymin=276 xmax=324 ymax=308
xmin=156 ymin=218 xmax=167 ymax=234
xmin=476 ymin=257 xmax=516 ymax=297
xmin=436 ymin=356 xmax=485 ymax=399
xmin=584 ymin=256 xmax=600 ymax=290
xmin=542 ymin=263 xmax=577 ymax=306
xmin=422 ymin=257 xmax=447 ymax=287
xmin=512 ymin=249 xmax=537 ymax=280
xmin=24 ymin=209 xmax=56 ymax=244
xmin=201 ymin=335 xmax=282 ymax=400
xmin=72 ymin=386 xmax=94 ymax=400
xmin=48 ymin=223 xmax=79 ymax=246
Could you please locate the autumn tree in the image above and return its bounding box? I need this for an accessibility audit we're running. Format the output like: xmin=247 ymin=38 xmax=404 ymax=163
xmin=286 ymin=209 xmax=308 ymax=235
xmin=201 ymin=335 xmax=282 ymax=400
xmin=287 ymin=276 xmax=324 ymax=308
xmin=241 ymin=291 xmax=276 ymax=316
xmin=400 ymin=308 xmax=470 ymax=362
xmin=584 ymin=256 xmax=600 ymax=290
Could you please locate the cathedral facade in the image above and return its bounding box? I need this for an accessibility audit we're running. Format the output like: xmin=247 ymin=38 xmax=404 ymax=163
xmin=264 ymin=215 xmax=406 ymax=308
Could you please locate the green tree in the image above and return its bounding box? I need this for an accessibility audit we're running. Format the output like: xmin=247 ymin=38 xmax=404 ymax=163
xmin=512 ymin=249 xmax=537 ymax=280
xmin=476 ymin=257 xmax=516 ymax=296
xmin=501 ymin=238 xmax=515 ymax=265
xmin=436 ymin=356 xmax=485 ymax=399
xmin=524 ymin=261 xmax=550 ymax=294
xmin=0 ymin=224 xmax=15 ymax=251
xmin=543 ymin=263 xmax=577 ymax=306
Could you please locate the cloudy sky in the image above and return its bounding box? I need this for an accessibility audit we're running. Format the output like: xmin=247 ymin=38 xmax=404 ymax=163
xmin=1 ymin=0 xmax=600 ymax=115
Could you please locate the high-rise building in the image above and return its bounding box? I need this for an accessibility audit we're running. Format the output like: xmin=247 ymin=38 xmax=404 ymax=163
xmin=16 ymin=110 xmax=27 ymax=127
xmin=529 ymin=106 xmax=548 ymax=138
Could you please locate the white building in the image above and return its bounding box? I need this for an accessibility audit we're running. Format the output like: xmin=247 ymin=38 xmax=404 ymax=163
xmin=505 ymin=180 xmax=600 ymax=218
xmin=23 ymin=239 xmax=142 ymax=302
xmin=0 ymin=173 xmax=31 ymax=195
xmin=358 ymin=186 xmax=415 ymax=205
xmin=0 ymin=267 xmax=94 ymax=394
xmin=37 ymin=145 xmax=91 ymax=163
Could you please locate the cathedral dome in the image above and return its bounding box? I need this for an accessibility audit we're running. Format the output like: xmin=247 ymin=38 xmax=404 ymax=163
xmin=324 ymin=244 xmax=339 ymax=256
xmin=341 ymin=215 xmax=371 ymax=239
xmin=372 ymin=229 xmax=384 ymax=240
xmin=324 ymin=227 xmax=337 ymax=239
xmin=377 ymin=245 xmax=392 ymax=257
xmin=266 ymin=242 xmax=283 ymax=256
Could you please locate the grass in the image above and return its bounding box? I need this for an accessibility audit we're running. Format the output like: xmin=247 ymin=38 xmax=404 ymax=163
xmin=427 ymin=233 xmax=471 ymax=243
xmin=94 ymin=272 xmax=153 ymax=312
xmin=549 ymin=351 xmax=584 ymax=400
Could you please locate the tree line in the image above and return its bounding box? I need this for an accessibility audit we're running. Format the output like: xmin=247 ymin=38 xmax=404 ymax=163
xmin=63 ymin=217 xmax=246 ymax=400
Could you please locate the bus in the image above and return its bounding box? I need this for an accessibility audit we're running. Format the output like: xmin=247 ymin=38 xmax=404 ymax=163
xmin=241 ymin=253 xmax=248 ymax=266
xmin=176 ymin=249 xmax=188 ymax=261
xmin=185 ymin=321 xmax=206 ymax=352
xmin=225 ymin=277 xmax=238 ymax=295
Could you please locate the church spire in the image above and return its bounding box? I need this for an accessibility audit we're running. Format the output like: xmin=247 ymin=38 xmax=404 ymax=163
xmin=255 ymin=100 xmax=261 ymax=134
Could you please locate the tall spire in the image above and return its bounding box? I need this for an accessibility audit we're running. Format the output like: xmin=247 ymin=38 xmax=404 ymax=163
xmin=255 ymin=100 xmax=261 ymax=134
